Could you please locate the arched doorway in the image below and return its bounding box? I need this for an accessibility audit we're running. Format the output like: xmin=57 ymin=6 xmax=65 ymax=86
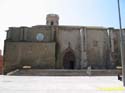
xmin=63 ymin=49 xmax=75 ymax=69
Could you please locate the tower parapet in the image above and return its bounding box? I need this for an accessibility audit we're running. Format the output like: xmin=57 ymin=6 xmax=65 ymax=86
xmin=46 ymin=14 xmax=59 ymax=26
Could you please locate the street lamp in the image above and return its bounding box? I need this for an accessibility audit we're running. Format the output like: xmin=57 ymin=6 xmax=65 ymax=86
xmin=117 ymin=0 xmax=125 ymax=86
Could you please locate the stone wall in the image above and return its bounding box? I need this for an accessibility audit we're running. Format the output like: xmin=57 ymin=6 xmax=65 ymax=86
xmin=0 ymin=50 xmax=3 ymax=74
xmin=7 ymin=26 xmax=54 ymax=42
xmin=4 ymin=25 xmax=122 ymax=74
xmin=4 ymin=41 xmax=55 ymax=74
xmin=56 ymin=27 xmax=80 ymax=69
xmin=86 ymin=28 xmax=108 ymax=69
xmin=56 ymin=26 xmax=109 ymax=69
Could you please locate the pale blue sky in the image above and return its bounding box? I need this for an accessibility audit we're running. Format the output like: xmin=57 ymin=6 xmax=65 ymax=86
xmin=0 ymin=0 xmax=124 ymax=55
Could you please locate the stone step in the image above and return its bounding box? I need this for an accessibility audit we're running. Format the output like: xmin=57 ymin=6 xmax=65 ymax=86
xmin=7 ymin=69 xmax=122 ymax=76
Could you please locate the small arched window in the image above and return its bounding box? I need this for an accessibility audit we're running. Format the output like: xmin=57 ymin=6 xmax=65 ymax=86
xmin=51 ymin=21 xmax=54 ymax=25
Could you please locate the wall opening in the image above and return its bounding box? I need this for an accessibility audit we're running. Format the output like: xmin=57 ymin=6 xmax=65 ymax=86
xmin=51 ymin=21 xmax=54 ymax=25
xmin=63 ymin=49 xmax=75 ymax=69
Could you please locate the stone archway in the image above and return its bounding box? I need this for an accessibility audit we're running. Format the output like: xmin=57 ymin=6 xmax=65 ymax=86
xmin=63 ymin=49 xmax=75 ymax=69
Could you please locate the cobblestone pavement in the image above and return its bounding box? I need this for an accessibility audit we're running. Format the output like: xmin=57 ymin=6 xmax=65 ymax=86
xmin=0 ymin=75 xmax=124 ymax=93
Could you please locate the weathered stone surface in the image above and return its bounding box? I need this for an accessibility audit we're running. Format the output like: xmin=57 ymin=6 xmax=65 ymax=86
xmin=8 ymin=69 xmax=121 ymax=76
xmin=4 ymin=42 xmax=55 ymax=74
xmin=3 ymin=14 xmax=123 ymax=74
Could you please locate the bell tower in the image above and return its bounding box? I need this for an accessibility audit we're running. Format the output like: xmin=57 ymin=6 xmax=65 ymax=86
xmin=46 ymin=14 xmax=59 ymax=26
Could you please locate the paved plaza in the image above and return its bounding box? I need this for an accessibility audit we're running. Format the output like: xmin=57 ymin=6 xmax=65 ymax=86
xmin=0 ymin=75 xmax=124 ymax=93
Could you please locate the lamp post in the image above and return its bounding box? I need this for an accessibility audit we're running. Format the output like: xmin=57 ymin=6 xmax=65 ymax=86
xmin=117 ymin=0 xmax=125 ymax=86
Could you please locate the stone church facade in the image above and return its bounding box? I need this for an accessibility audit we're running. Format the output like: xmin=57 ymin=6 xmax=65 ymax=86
xmin=3 ymin=14 xmax=124 ymax=74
